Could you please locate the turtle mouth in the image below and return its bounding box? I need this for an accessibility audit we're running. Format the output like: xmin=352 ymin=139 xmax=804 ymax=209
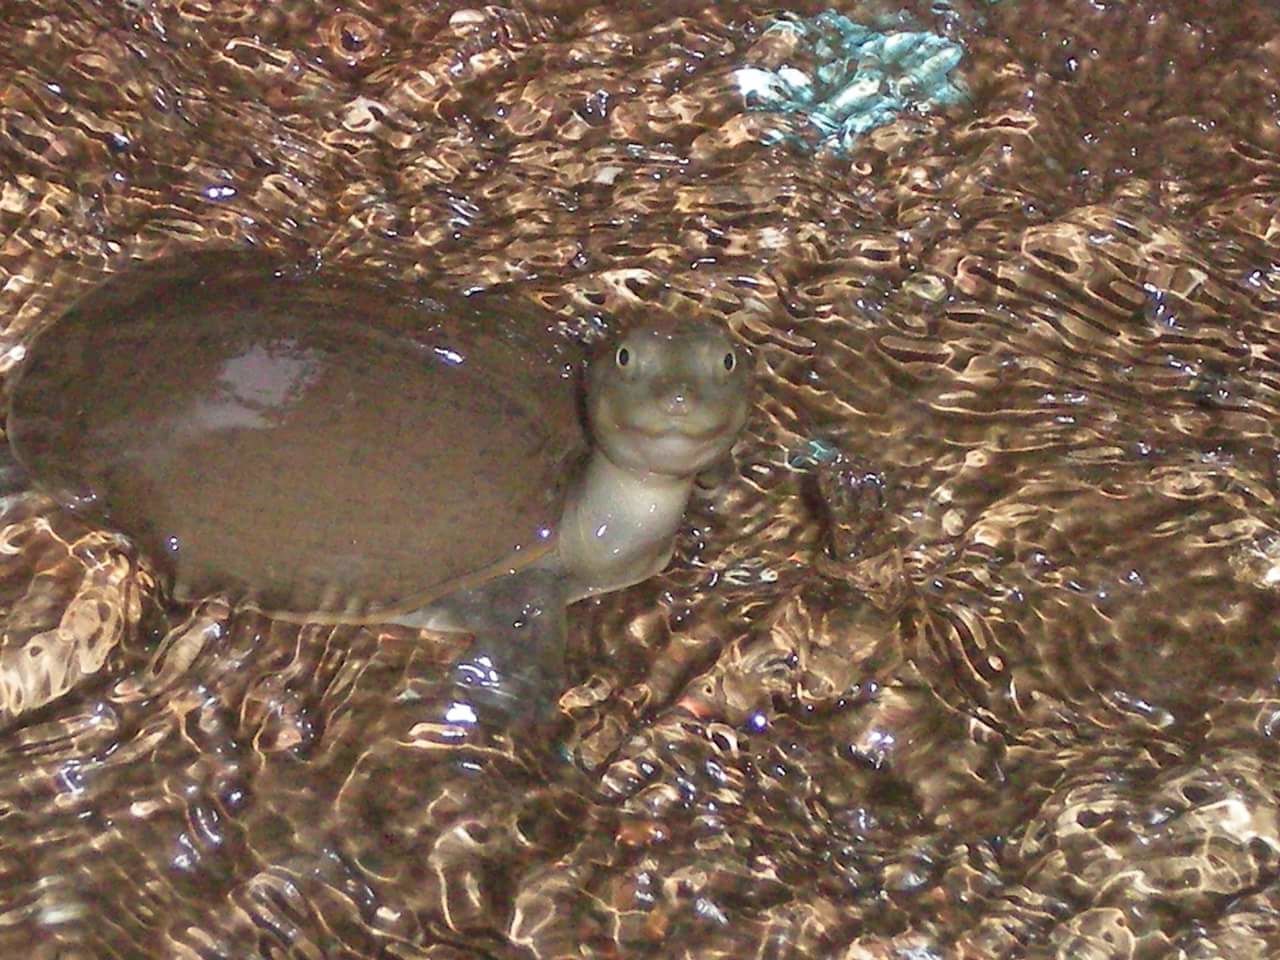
xmin=621 ymin=421 xmax=729 ymax=443
xmin=591 ymin=393 xmax=745 ymax=477
xmin=609 ymin=419 xmax=736 ymax=477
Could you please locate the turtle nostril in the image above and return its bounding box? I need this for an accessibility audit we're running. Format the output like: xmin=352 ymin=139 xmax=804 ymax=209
xmin=660 ymin=382 xmax=692 ymax=416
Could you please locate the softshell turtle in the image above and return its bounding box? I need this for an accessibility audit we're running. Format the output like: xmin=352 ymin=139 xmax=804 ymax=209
xmin=5 ymin=251 xmax=753 ymax=715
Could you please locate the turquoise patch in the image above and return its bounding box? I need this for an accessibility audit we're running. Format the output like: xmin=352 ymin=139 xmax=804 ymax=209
xmin=735 ymin=10 xmax=970 ymax=153
xmin=787 ymin=437 xmax=844 ymax=470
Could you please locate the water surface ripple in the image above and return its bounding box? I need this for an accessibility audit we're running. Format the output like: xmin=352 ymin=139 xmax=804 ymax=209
xmin=2 ymin=0 xmax=1280 ymax=957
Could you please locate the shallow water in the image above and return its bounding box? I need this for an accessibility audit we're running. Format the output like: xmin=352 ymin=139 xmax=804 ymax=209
xmin=2 ymin=0 xmax=1280 ymax=956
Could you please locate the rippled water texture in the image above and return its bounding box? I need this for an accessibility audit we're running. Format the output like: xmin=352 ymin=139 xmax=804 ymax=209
xmin=3 ymin=0 xmax=1280 ymax=956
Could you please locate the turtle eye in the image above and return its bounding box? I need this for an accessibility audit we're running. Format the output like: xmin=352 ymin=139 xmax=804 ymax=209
xmin=723 ymin=350 xmax=736 ymax=372
xmin=616 ymin=346 xmax=631 ymax=368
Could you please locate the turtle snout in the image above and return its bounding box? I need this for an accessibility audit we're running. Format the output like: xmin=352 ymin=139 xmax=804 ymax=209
xmin=656 ymin=380 xmax=694 ymax=417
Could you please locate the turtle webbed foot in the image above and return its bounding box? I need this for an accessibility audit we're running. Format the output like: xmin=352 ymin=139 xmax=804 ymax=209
xmin=447 ymin=641 xmax=566 ymax=725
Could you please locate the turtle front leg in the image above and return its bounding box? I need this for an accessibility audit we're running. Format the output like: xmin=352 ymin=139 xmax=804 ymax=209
xmin=394 ymin=566 xmax=570 ymax=724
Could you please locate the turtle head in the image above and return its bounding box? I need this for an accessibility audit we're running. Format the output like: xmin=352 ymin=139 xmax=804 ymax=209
xmin=586 ymin=321 xmax=752 ymax=478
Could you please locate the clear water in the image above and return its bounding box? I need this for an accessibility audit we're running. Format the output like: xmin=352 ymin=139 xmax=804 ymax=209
xmin=3 ymin=0 xmax=1280 ymax=956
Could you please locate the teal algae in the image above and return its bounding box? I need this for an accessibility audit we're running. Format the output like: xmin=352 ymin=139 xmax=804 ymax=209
xmin=735 ymin=10 xmax=970 ymax=153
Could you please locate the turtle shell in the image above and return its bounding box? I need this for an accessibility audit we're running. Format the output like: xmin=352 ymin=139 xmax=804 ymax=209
xmin=7 ymin=251 xmax=584 ymax=620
